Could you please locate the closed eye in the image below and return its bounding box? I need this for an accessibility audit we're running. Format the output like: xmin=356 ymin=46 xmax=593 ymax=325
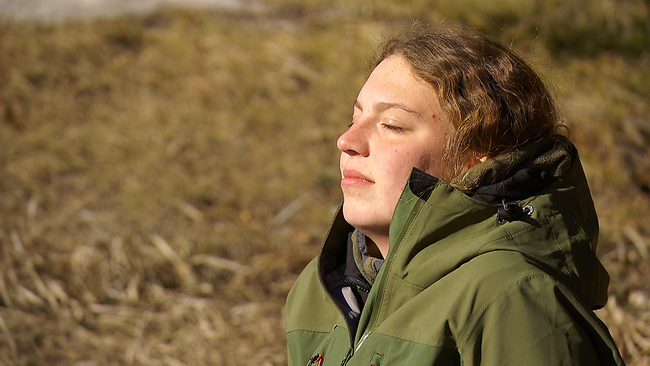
xmin=380 ymin=120 xmax=404 ymax=132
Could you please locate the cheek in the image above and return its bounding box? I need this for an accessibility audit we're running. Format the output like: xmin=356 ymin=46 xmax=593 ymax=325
xmin=411 ymin=147 xmax=448 ymax=178
xmin=408 ymin=147 xmax=435 ymax=168
xmin=384 ymin=151 xmax=419 ymax=189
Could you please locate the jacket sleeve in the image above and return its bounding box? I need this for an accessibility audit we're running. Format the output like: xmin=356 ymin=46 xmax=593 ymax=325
xmin=456 ymin=274 xmax=625 ymax=366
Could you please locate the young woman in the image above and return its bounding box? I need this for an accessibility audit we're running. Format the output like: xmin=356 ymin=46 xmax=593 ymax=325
xmin=285 ymin=25 xmax=626 ymax=366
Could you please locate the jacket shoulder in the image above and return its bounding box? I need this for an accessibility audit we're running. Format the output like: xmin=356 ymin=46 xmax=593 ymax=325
xmin=454 ymin=251 xmax=625 ymax=366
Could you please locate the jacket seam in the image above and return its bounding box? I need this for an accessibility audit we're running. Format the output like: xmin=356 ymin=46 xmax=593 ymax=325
xmin=474 ymin=211 xmax=559 ymax=256
xmin=372 ymin=200 xmax=425 ymax=333
xmin=366 ymin=331 xmax=457 ymax=351
xmin=387 ymin=272 xmax=425 ymax=290
xmin=459 ymin=273 xmax=551 ymax=348
xmin=286 ymin=328 xmax=335 ymax=336
xmin=545 ymin=212 xmax=572 ymax=276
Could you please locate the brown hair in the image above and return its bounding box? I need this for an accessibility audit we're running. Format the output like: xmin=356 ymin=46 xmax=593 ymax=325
xmin=375 ymin=24 xmax=564 ymax=176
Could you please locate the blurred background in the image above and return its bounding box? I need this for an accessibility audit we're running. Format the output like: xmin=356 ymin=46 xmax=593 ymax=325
xmin=0 ymin=0 xmax=649 ymax=364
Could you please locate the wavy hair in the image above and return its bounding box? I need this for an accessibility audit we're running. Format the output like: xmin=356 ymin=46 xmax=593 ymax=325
xmin=375 ymin=25 xmax=564 ymax=176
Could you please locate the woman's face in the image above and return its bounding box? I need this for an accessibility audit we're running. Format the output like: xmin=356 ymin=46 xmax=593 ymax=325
xmin=337 ymin=55 xmax=453 ymax=252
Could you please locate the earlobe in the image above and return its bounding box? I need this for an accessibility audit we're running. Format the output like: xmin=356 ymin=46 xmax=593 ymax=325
xmin=449 ymin=152 xmax=486 ymax=181
xmin=464 ymin=152 xmax=489 ymax=171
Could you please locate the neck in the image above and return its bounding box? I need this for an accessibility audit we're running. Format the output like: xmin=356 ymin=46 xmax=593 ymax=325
xmin=365 ymin=234 xmax=388 ymax=259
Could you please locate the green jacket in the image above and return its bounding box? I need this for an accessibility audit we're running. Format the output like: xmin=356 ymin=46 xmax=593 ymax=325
xmin=286 ymin=137 xmax=625 ymax=366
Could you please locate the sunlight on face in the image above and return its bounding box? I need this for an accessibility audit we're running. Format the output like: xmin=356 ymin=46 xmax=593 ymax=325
xmin=337 ymin=55 xmax=454 ymax=256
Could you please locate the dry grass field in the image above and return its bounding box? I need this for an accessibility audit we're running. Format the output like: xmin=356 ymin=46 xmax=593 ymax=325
xmin=0 ymin=0 xmax=649 ymax=364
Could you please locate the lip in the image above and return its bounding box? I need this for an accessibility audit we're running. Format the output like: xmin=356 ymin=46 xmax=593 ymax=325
xmin=341 ymin=169 xmax=374 ymax=187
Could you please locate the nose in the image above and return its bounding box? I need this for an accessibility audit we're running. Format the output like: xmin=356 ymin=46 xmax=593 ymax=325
xmin=337 ymin=121 xmax=370 ymax=157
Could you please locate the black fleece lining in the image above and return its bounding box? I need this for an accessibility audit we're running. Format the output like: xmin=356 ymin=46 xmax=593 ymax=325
xmin=344 ymin=235 xmax=371 ymax=304
xmin=471 ymin=168 xmax=556 ymax=204
xmin=409 ymin=168 xmax=439 ymax=201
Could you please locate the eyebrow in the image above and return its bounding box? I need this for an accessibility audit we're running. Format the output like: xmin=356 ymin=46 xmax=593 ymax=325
xmin=354 ymin=100 xmax=421 ymax=117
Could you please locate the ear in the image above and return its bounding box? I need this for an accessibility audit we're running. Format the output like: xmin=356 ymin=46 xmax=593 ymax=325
xmin=463 ymin=151 xmax=489 ymax=171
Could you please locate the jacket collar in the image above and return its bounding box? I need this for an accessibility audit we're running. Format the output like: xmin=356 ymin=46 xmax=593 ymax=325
xmin=451 ymin=134 xmax=576 ymax=203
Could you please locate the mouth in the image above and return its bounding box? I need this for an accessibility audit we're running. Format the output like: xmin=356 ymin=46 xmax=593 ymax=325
xmin=341 ymin=169 xmax=374 ymax=187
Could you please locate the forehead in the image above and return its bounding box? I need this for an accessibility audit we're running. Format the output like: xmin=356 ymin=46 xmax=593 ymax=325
xmin=357 ymin=56 xmax=437 ymax=111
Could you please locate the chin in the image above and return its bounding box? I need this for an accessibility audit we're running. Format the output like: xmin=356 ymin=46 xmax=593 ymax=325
xmin=342 ymin=204 xmax=367 ymax=228
xmin=342 ymin=204 xmax=387 ymax=233
xmin=341 ymin=203 xmax=358 ymax=225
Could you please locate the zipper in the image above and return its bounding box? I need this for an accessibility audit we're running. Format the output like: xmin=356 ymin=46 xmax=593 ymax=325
xmin=308 ymin=354 xmax=324 ymax=366
xmin=355 ymin=333 xmax=368 ymax=352
xmin=308 ymin=348 xmax=353 ymax=366
xmin=339 ymin=348 xmax=353 ymax=366
xmin=354 ymin=195 xmax=426 ymax=347
xmin=344 ymin=276 xmax=371 ymax=294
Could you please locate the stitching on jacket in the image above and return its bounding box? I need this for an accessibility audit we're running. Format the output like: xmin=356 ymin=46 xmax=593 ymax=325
xmin=363 ymin=331 xmax=457 ymax=350
xmin=372 ymin=201 xmax=425 ymax=334
xmin=286 ymin=329 xmax=337 ymax=336
xmin=459 ymin=273 xmax=550 ymax=348
xmin=388 ymin=271 xmax=426 ymax=290
xmin=545 ymin=212 xmax=571 ymax=277
xmin=474 ymin=210 xmax=561 ymax=256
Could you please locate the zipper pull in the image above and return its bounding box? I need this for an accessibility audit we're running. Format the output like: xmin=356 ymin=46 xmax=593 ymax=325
xmin=308 ymin=354 xmax=324 ymax=366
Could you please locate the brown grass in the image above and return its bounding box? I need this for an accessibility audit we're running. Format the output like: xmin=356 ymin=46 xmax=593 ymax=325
xmin=0 ymin=1 xmax=649 ymax=364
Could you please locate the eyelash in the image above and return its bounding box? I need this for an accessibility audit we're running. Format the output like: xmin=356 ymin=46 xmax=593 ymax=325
xmin=347 ymin=119 xmax=404 ymax=131
xmin=381 ymin=120 xmax=403 ymax=132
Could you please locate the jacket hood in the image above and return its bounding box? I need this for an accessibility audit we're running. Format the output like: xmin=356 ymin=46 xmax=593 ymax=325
xmin=451 ymin=135 xmax=577 ymax=204
xmin=324 ymin=135 xmax=609 ymax=317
